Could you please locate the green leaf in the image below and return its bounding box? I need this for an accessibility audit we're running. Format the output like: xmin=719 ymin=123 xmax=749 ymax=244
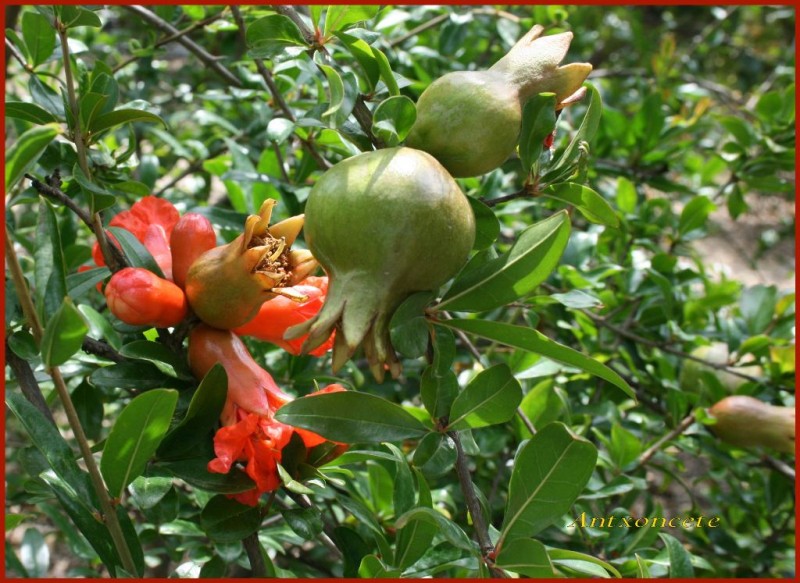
xmin=246 ymin=14 xmax=307 ymax=59
xmin=40 ymin=297 xmax=89 ymax=368
xmin=395 ymin=507 xmax=477 ymax=553
xmin=440 ymin=319 xmax=634 ymax=399
xmin=28 ymin=76 xmax=64 ymax=118
xmin=5 ymin=102 xmax=58 ymax=125
xmin=59 ymin=6 xmax=102 ymax=28
xmin=420 ymin=326 xmax=458 ymax=419
xmin=659 ymin=533 xmax=695 ymax=578
xmin=200 ymin=495 xmax=262 ymax=543
xmin=265 ymin=117 xmax=295 ymax=144
xmin=159 ymin=458 xmax=255 ymax=494
xmin=609 ymin=423 xmax=642 ymax=469
xmin=719 ymin=115 xmax=756 ymax=148
xmin=389 ymin=291 xmax=433 ymax=359
xmin=411 ymin=433 xmax=457 ymax=479
xmin=128 ymin=475 xmax=173 ymax=510
xmin=467 ymin=196 xmax=501 ymax=250
xmin=90 ymin=361 xmax=179 ymax=392
xmin=100 ymin=389 xmax=178 ymax=499
xmin=548 ymin=548 xmax=621 ymax=578
xmin=678 ymin=195 xmax=716 ymax=237
xmin=5 ymin=392 xmax=94 ymax=503
xmin=372 ymin=46 xmax=399 ymax=96
xmin=448 ymin=364 xmax=522 ymax=430
xmin=542 ymin=183 xmax=619 ymax=228
xmin=107 ymin=226 xmax=165 ymax=278
xmin=519 ymin=93 xmax=558 ymax=174
xmin=22 ymin=12 xmax=56 ymax=67
xmin=72 ymin=164 xmax=117 ymax=214
xmin=34 ymin=197 xmax=68 ymax=322
xmin=66 ymin=266 xmax=110 ymax=299
xmin=616 ymin=176 xmax=637 ymax=214
xmin=372 ymin=95 xmax=416 ymax=146
xmin=280 ymin=507 xmax=324 ymax=541
xmin=740 ymin=284 xmax=777 ymax=334
xmin=438 ymin=211 xmax=571 ymax=312
xmin=314 ymin=58 xmax=358 ymax=129
xmin=323 ymin=5 xmax=380 ymax=37
xmin=118 ymin=340 xmax=191 ymax=379
xmin=275 ymin=392 xmax=429 ymax=443
xmin=5 ymin=123 xmax=60 ymax=190
xmin=394 ymin=510 xmax=438 ymax=570
xmin=335 ymin=31 xmax=380 ymax=91
xmin=88 ymin=109 xmax=165 ymax=138
xmin=544 ymin=83 xmax=601 ymax=181
xmin=498 ymin=422 xmax=597 ymax=545
xmin=158 ymin=364 xmax=228 ymax=460
xmin=495 ymin=538 xmax=556 ymax=577
xmin=359 ymin=555 xmax=401 ymax=578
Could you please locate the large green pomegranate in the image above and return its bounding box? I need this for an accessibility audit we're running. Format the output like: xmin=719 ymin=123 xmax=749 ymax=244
xmin=405 ymin=25 xmax=592 ymax=178
xmin=285 ymin=147 xmax=475 ymax=381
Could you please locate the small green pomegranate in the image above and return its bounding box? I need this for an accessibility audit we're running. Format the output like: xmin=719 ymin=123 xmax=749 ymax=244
xmin=406 ymin=25 xmax=592 ymax=177
xmin=679 ymin=342 xmax=764 ymax=394
xmin=708 ymin=396 xmax=795 ymax=454
xmin=285 ymin=147 xmax=475 ymax=381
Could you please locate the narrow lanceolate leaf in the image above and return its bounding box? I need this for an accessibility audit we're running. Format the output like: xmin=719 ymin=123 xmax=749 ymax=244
xmin=5 ymin=102 xmax=58 ymax=125
xmin=275 ymin=392 xmax=429 ymax=443
xmin=495 ymin=538 xmax=557 ymax=577
xmin=34 ymin=197 xmax=68 ymax=322
xmin=659 ymin=533 xmax=695 ymax=578
xmin=440 ymin=319 xmax=635 ymax=399
xmin=447 ymin=364 xmax=522 ymax=431
xmin=5 ymin=124 xmax=60 ymax=191
xmin=100 ymin=389 xmax=178 ymax=499
xmin=519 ymin=93 xmax=558 ymax=174
xmin=437 ymin=211 xmax=571 ymax=312
xmin=544 ymin=83 xmax=602 ymax=181
xmin=498 ymin=422 xmax=597 ymax=546
xmin=87 ymin=108 xmax=165 ymax=137
xmin=542 ymin=182 xmax=620 ymax=228
xmin=40 ymin=297 xmax=89 ymax=368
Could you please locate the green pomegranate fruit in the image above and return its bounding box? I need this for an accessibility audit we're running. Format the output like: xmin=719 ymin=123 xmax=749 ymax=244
xmin=679 ymin=342 xmax=764 ymax=394
xmin=285 ymin=147 xmax=475 ymax=381
xmin=708 ymin=396 xmax=795 ymax=454
xmin=405 ymin=24 xmax=592 ymax=177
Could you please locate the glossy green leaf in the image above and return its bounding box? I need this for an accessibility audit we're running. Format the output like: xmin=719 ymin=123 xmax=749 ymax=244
xmin=440 ymin=319 xmax=634 ymax=399
xmin=275 ymin=392 xmax=428 ymax=443
xmin=395 ymin=507 xmax=477 ymax=553
xmin=100 ymin=389 xmax=178 ymax=499
xmin=410 ymin=433 xmax=457 ymax=479
xmin=498 ymin=422 xmax=597 ymax=545
xmin=5 ymin=123 xmax=60 ymax=190
xmin=159 ymin=458 xmax=255 ymax=494
xmin=467 ymin=196 xmax=501 ymax=250
xmin=359 ymin=555 xmax=401 ymax=578
xmin=542 ymin=182 xmax=619 ymax=227
xmin=28 ymin=76 xmax=64 ymax=118
xmin=740 ymin=284 xmax=777 ymax=334
xmin=107 ymin=226 xmax=165 ymax=278
xmin=495 ymin=538 xmax=556 ymax=577
xmin=280 ymin=507 xmax=324 ymax=541
xmin=394 ymin=511 xmax=437 ymax=570
xmin=88 ymin=109 xmax=165 ymax=138
xmin=372 ymin=46 xmax=399 ymax=96
xmin=548 ymin=548 xmax=621 ymax=578
xmin=22 ymin=12 xmax=56 ymax=67
xmin=6 ymin=392 xmax=94 ymax=503
xmin=40 ymin=297 xmax=89 ymax=368
xmin=66 ymin=266 xmax=110 ymax=299
xmin=420 ymin=326 xmax=459 ymax=420
xmin=616 ymin=176 xmax=637 ymax=213
xmin=609 ymin=423 xmax=642 ymax=469
xmin=5 ymin=102 xmax=57 ymax=125
xmin=323 ymin=5 xmax=381 ymax=37
xmin=678 ymin=195 xmax=715 ymax=236
xmin=72 ymin=164 xmax=117 ymax=214
xmin=158 ymin=364 xmax=227 ymax=460
xmin=90 ymin=361 xmax=179 ymax=391
xmin=118 ymin=340 xmax=191 ymax=379
xmin=246 ymin=14 xmax=308 ymax=59
xmin=128 ymin=475 xmax=173 ymax=510
xmin=544 ymin=83 xmax=601 ymax=181
xmin=519 ymin=93 xmax=557 ymax=174
xmin=265 ymin=117 xmax=295 ymax=144
xmin=34 ymin=197 xmax=68 ymax=322
xmin=659 ymin=533 xmax=695 ymax=578
xmin=438 ymin=211 xmax=571 ymax=312
xmin=59 ymin=6 xmax=102 ymax=28
xmin=372 ymin=95 xmax=416 ymax=146
xmin=335 ymin=31 xmax=380 ymax=90
xmin=389 ymin=291 xmax=433 ymax=359
xmin=448 ymin=364 xmax=522 ymax=430
xmin=200 ymin=495 xmax=261 ymax=543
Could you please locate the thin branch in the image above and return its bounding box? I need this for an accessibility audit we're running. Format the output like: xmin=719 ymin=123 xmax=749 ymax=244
xmin=271 ymin=5 xmax=315 ymax=44
xmin=25 ymin=174 xmax=93 ymax=229
xmin=762 ymin=456 xmax=796 ymax=481
xmin=243 ymin=532 xmax=268 ymax=577
xmin=389 ymin=13 xmax=448 ymax=47
xmin=352 ymin=94 xmax=383 ymax=149
xmin=481 ymin=185 xmax=535 ymax=208
xmin=5 ymin=339 xmax=57 ymax=425
xmin=5 ymin=36 xmax=35 ymax=74
xmin=122 ymin=5 xmax=242 ymax=88
xmin=634 ymin=413 xmax=696 ymax=469
xmin=113 ymin=10 xmax=226 ymax=74
xmin=449 ymin=431 xmax=507 ymax=577
xmin=5 ymin=229 xmax=44 ymax=345
xmin=82 ymin=337 xmax=125 ymax=363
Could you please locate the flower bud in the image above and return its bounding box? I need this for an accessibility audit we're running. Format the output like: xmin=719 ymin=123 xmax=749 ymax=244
xmin=170 ymin=213 xmax=217 ymax=289
xmin=185 ymin=200 xmax=319 ymax=329
xmin=188 ymin=324 xmax=293 ymax=417
xmin=104 ymin=267 xmax=187 ymax=328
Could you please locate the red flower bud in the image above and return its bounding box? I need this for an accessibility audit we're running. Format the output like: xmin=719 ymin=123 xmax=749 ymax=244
xmin=104 ymin=267 xmax=187 ymax=328
xmin=170 ymin=213 xmax=217 ymax=289
xmin=292 ymin=383 xmax=347 ymax=448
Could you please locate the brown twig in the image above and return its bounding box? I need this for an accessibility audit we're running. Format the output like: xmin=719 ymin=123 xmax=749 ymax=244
xmin=271 ymin=5 xmax=316 ymax=44
xmin=122 ymin=5 xmax=242 ymax=88
xmin=25 ymin=174 xmax=93 ymax=228
xmin=352 ymin=94 xmax=383 ymax=149
xmin=243 ymin=532 xmax=268 ymax=577
xmin=5 ymin=339 xmax=57 ymax=425
xmin=82 ymin=337 xmax=125 ymax=363
xmin=481 ymin=184 xmax=536 ymax=208
xmin=634 ymin=413 xmax=696 ymax=468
